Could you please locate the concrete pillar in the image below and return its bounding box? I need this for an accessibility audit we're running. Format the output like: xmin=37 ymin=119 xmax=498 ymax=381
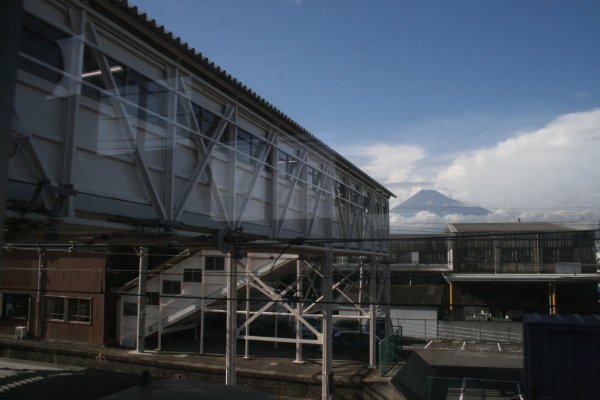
xmin=136 ymin=246 xmax=148 ymax=353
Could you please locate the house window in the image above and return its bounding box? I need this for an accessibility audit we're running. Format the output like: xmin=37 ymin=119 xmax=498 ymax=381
xmin=123 ymin=302 xmax=138 ymax=316
xmin=2 ymin=293 xmax=30 ymax=319
xmin=44 ymin=296 xmax=65 ymax=320
xmin=183 ymin=268 xmax=202 ymax=283
xmin=146 ymin=291 xmax=160 ymax=306
xmin=67 ymin=298 xmax=91 ymax=323
xmin=205 ymin=256 xmax=225 ymax=271
xmin=162 ymin=280 xmax=181 ymax=295
xmin=43 ymin=297 xmax=92 ymax=324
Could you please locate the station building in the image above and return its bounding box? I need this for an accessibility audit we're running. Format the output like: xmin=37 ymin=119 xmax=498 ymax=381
xmin=389 ymin=222 xmax=599 ymax=322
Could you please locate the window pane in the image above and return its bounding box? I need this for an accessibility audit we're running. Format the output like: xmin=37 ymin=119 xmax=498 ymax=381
xmin=183 ymin=268 xmax=202 ymax=283
xmin=44 ymin=296 xmax=65 ymax=320
xmin=19 ymin=13 xmax=68 ymax=84
xmin=162 ymin=280 xmax=181 ymax=295
xmin=206 ymin=256 xmax=225 ymax=271
xmin=146 ymin=292 xmax=160 ymax=306
xmin=2 ymin=293 xmax=29 ymax=319
xmin=123 ymin=302 xmax=138 ymax=316
xmin=67 ymin=298 xmax=91 ymax=323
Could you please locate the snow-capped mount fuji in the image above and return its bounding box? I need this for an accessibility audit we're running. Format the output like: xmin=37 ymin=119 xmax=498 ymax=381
xmin=392 ymin=189 xmax=491 ymax=217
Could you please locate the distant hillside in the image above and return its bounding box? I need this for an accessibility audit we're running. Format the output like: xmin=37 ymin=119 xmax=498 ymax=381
xmin=392 ymin=189 xmax=491 ymax=217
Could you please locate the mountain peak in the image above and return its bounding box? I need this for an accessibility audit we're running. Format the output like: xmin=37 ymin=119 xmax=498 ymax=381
xmin=392 ymin=190 xmax=490 ymax=217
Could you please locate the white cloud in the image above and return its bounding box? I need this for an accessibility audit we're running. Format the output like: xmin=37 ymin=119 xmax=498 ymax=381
xmin=437 ymin=109 xmax=600 ymax=209
xmin=342 ymin=143 xmax=430 ymax=208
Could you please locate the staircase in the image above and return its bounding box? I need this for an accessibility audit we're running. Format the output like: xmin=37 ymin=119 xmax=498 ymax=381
xmin=118 ymin=252 xmax=297 ymax=346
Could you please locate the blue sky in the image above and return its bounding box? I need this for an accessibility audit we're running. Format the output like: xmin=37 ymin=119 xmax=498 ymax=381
xmin=130 ymin=0 xmax=600 ymax=228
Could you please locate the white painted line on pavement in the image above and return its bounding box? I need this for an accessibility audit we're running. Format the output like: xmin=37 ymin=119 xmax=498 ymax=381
xmin=461 ymin=341 xmax=466 ymax=351
xmin=497 ymin=342 xmax=502 ymax=352
xmin=424 ymin=340 xmax=433 ymax=349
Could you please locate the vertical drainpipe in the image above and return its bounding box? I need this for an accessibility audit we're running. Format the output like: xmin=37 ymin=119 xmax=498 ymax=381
xmin=136 ymin=246 xmax=148 ymax=353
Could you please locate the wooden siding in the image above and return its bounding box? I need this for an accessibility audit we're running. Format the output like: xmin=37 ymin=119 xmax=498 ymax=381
xmin=0 ymin=251 xmax=108 ymax=345
xmin=45 ymin=253 xmax=105 ymax=295
xmin=42 ymin=292 xmax=105 ymax=345
xmin=0 ymin=251 xmax=38 ymax=290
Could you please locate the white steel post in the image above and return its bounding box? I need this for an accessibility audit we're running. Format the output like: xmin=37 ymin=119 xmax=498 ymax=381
xmin=225 ymin=255 xmax=237 ymax=385
xmin=294 ymin=258 xmax=304 ymax=363
xmin=244 ymin=258 xmax=251 ymax=359
xmin=136 ymin=246 xmax=148 ymax=353
xmin=157 ymin=270 xmax=163 ymax=350
xmin=384 ymin=260 xmax=392 ymax=337
xmin=369 ymin=261 xmax=377 ymax=369
xmin=199 ymin=255 xmax=205 ymax=355
xmin=322 ymin=249 xmax=334 ymax=400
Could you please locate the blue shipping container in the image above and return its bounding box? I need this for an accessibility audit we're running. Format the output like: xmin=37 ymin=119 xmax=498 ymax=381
xmin=523 ymin=313 xmax=600 ymax=400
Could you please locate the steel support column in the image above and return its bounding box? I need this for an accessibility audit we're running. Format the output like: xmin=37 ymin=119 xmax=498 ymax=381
xmin=369 ymin=262 xmax=377 ymax=369
xmin=294 ymin=258 xmax=304 ymax=363
xmin=244 ymin=258 xmax=251 ymax=359
xmin=225 ymin=255 xmax=237 ymax=385
xmin=322 ymin=249 xmax=334 ymax=400
xmin=136 ymin=246 xmax=148 ymax=353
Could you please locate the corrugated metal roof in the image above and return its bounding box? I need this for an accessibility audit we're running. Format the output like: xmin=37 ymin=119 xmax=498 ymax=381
xmin=95 ymin=0 xmax=394 ymax=198
xmin=447 ymin=222 xmax=572 ymax=233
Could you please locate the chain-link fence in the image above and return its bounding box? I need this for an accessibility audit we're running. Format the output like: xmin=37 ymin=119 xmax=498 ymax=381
xmin=378 ymin=327 xmax=403 ymax=375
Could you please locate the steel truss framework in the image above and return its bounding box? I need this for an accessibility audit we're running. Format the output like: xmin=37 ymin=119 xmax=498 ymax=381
xmin=143 ymin=249 xmax=392 ymax=398
xmin=8 ymin=0 xmax=391 ymax=250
